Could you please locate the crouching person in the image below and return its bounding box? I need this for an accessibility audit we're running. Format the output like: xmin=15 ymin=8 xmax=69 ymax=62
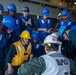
xmin=18 ymin=33 xmax=70 ymax=75
xmin=5 ymin=30 xmax=32 ymax=75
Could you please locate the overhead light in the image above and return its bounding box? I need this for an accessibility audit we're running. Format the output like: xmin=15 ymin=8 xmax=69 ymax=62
xmin=74 ymin=2 xmax=76 ymax=5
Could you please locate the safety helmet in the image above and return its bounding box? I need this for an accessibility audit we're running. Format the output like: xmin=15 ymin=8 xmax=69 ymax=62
xmin=57 ymin=13 xmax=61 ymax=17
xmin=20 ymin=30 xmax=31 ymax=39
xmin=61 ymin=9 xmax=69 ymax=16
xmin=31 ymin=32 xmax=39 ymax=40
xmin=58 ymin=26 xmax=67 ymax=37
xmin=22 ymin=6 xmax=29 ymax=12
xmin=43 ymin=33 xmax=62 ymax=52
xmin=7 ymin=3 xmax=17 ymax=11
xmin=2 ymin=15 xmax=16 ymax=30
xmin=42 ymin=8 xmax=49 ymax=16
xmin=42 ymin=33 xmax=61 ymax=45
xmin=0 ymin=4 xmax=4 ymax=10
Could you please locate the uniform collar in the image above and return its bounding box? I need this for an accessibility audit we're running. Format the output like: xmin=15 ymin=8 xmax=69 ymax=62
xmin=47 ymin=51 xmax=59 ymax=55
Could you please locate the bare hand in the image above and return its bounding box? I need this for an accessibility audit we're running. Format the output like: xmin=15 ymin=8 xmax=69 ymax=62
xmin=47 ymin=29 xmax=51 ymax=33
xmin=43 ymin=28 xmax=47 ymax=32
xmin=7 ymin=67 xmax=14 ymax=74
xmin=25 ymin=22 xmax=28 ymax=26
xmin=27 ymin=21 xmax=32 ymax=25
xmin=29 ymin=54 xmax=34 ymax=60
xmin=7 ymin=29 xmax=13 ymax=34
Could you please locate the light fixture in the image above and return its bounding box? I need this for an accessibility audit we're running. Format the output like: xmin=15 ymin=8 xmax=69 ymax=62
xmin=74 ymin=2 xmax=76 ymax=5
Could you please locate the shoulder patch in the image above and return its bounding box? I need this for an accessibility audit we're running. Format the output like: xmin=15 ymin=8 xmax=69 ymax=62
xmin=48 ymin=20 xmax=50 ymax=23
xmin=16 ymin=20 xmax=18 ymax=24
xmin=29 ymin=18 xmax=31 ymax=22
xmin=41 ymin=19 xmax=45 ymax=24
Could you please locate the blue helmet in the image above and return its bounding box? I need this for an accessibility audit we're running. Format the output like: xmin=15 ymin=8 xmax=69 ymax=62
xmin=7 ymin=3 xmax=16 ymax=11
xmin=0 ymin=4 xmax=4 ymax=10
xmin=22 ymin=6 xmax=29 ymax=12
xmin=42 ymin=8 xmax=49 ymax=16
xmin=31 ymin=32 xmax=39 ymax=40
xmin=61 ymin=9 xmax=69 ymax=16
xmin=2 ymin=15 xmax=16 ymax=30
xmin=58 ymin=26 xmax=68 ymax=37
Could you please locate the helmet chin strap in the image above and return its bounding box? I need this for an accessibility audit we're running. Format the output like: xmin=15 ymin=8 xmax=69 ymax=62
xmin=64 ymin=31 xmax=70 ymax=40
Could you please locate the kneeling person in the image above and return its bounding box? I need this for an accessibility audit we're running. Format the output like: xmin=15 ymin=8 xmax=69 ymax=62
xmin=6 ymin=30 xmax=32 ymax=75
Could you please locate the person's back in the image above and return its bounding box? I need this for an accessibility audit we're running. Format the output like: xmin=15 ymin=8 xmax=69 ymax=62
xmin=41 ymin=51 xmax=70 ymax=75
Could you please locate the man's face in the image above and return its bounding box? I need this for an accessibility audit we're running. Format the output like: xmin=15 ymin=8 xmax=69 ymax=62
xmin=44 ymin=44 xmax=51 ymax=54
xmin=23 ymin=11 xmax=29 ymax=17
xmin=62 ymin=15 xmax=69 ymax=21
xmin=32 ymin=39 xmax=37 ymax=44
xmin=7 ymin=28 xmax=13 ymax=34
xmin=22 ymin=38 xmax=29 ymax=45
xmin=9 ymin=10 xmax=16 ymax=16
xmin=43 ymin=15 xmax=48 ymax=20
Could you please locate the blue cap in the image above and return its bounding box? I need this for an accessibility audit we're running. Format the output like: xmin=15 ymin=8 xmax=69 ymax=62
xmin=2 ymin=15 xmax=16 ymax=30
xmin=31 ymin=32 xmax=39 ymax=40
xmin=7 ymin=3 xmax=17 ymax=11
xmin=61 ymin=9 xmax=69 ymax=16
xmin=42 ymin=8 xmax=49 ymax=16
xmin=22 ymin=6 xmax=29 ymax=12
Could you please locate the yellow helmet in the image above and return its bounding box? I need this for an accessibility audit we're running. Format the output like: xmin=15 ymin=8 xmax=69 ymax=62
xmin=20 ymin=30 xmax=31 ymax=39
xmin=57 ymin=13 xmax=61 ymax=17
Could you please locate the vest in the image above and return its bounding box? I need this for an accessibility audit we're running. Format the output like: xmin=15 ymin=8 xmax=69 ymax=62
xmin=12 ymin=40 xmax=32 ymax=66
xmin=38 ymin=17 xmax=52 ymax=37
xmin=41 ymin=52 xmax=70 ymax=75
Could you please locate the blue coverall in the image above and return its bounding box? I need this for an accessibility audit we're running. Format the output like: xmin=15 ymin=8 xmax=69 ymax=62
xmin=0 ymin=31 xmax=11 ymax=75
xmin=34 ymin=17 xmax=53 ymax=42
xmin=18 ymin=15 xmax=35 ymax=34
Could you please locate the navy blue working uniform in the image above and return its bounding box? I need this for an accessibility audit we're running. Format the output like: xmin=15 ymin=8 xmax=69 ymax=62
xmin=32 ymin=39 xmax=44 ymax=57
xmin=0 ymin=32 xmax=11 ymax=74
xmin=5 ymin=3 xmax=20 ymax=55
xmin=0 ymin=15 xmax=16 ymax=75
xmin=18 ymin=15 xmax=34 ymax=34
xmin=10 ymin=16 xmax=20 ymax=42
xmin=35 ymin=17 xmax=53 ymax=42
xmin=58 ymin=18 xmax=74 ymax=29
